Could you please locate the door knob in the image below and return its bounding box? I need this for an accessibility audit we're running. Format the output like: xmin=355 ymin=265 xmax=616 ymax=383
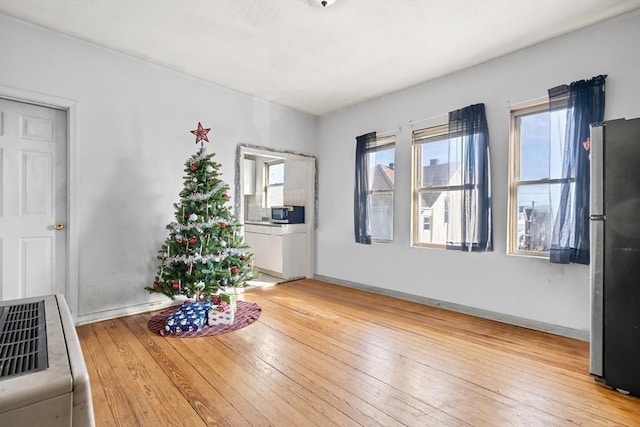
xmin=54 ymin=223 xmax=65 ymax=231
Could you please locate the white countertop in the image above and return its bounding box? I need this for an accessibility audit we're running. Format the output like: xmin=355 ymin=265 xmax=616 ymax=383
xmin=244 ymin=220 xmax=280 ymax=226
xmin=244 ymin=222 xmax=306 ymax=234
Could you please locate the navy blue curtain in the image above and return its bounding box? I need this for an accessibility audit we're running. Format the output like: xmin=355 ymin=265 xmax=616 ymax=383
xmin=549 ymin=75 xmax=606 ymax=264
xmin=447 ymin=103 xmax=493 ymax=252
xmin=354 ymin=132 xmax=376 ymax=244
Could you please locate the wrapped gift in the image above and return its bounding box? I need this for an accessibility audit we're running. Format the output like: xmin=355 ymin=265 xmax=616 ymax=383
xmin=220 ymin=292 xmax=238 ymax=311
xmin=165 ymin=301 xmax=211 ymax=334
xmin=208 ymin=302 xmax=235 ymax=326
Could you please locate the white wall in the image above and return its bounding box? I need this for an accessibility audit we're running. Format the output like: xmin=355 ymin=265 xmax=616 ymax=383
xmin=0 ymin=15 xmax=317 ymax=321
xmin=316 ymin=10 xmax=640 ymax=335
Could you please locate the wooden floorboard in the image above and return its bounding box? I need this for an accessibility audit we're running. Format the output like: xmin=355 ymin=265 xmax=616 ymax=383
xmin=77 ymin=279 xmax=640 ymax=426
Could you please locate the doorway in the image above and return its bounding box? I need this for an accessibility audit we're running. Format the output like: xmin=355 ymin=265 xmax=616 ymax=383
xmin=235 ymin=144 xmax=317 ymax=279
xmin=0 ymin=87 xmax=79 ymax=319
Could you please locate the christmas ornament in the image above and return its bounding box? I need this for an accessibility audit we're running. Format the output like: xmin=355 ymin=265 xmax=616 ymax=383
xmin=230 ymin=267 xmax=239 ymax=275
xmin=189 ymin=213 xmax=198 ymax=222
xmin=190 ymin=122 xmax=211 ymax=144
xmin=188 ymin=236 xmax=197 ymax=245
xmin=172 ymin=282 xmax=180 ymax=290
xmin=152 ymin=282 xmax=159 ymax=289
xmin=219 ymin=222 xmax=227 ymax=230
xmin=190 ymin=164 xmax=198 ymax=172
xmin=183 ymin=213 xmax=189 ymax=220
xmin=240 ymin=254 xmax=247 ymax=261
xmin=206 ymin=165 xmax=214 ymax=173
xmin=220 ymin=240 xmax=227 ymax=247
xmin=222 ymin=193 xmax=229 ymax=200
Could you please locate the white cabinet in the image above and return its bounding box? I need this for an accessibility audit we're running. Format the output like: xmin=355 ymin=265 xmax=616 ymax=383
xmin=282 ymin=232 xmax=306 ymax=278
xmin=244 ymin=224 xmax=306 ymax=280
xmin=284 ymin=159 xmax=307 ymax=192
xmin=243 ymin=229 xmax=260 ymax=265
xmin=243 ymin=158 xmax=256 ymax=195
xmin=244 ymin=225 xmax=280 ymax=275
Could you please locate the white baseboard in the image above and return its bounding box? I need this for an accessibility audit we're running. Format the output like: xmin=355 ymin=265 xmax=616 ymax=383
xmin=75 ymin=297 xmax=184 ymax=326
xmin=76 ymin=275 xmax=589 ymax=342
xmin=314 ymin=274 xmax=589 ymax=342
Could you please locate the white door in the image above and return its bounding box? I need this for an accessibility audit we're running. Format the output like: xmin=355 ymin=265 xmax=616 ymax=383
xmin=0 ymin=98 xmax=67 ymax=300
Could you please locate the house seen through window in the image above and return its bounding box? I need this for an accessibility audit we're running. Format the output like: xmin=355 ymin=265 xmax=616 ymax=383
xmin=368 ymin=135 xmax=395 ymax=242
xmin=508 ymin=103 xmax=567 ymax=257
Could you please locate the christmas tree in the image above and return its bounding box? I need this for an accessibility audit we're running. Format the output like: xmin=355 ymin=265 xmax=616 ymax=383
xmin=146 ymin=122 xmax=257 ymax=300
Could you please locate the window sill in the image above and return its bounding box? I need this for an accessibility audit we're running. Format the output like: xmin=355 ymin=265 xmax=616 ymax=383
xmin=371 ymin=239 xmax=393 ymax=244
xmin=410 ymin=243 xmax=446 ymax=250
xmin=507 ymin=251 xmax=549 ymax=260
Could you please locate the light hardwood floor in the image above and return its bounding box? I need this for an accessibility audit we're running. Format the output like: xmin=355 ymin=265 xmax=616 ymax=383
xmin=77 ymin=279 xmax=640 ymax=426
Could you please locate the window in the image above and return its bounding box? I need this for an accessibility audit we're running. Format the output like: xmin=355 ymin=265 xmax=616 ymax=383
xmin=367 ymin=135 xmax=395 ymax=242
xmin=422 ymin=216 xmax=431 ymax=232
xmin=508 ymin=103 xmax=566 ymax=257
xmin=265 ymin=160 xmax=284 ymax=207
xmin=412 ymin=104 xmax=492 ymax=252
xmin=412 ymin=124 xmax=461 ymax=247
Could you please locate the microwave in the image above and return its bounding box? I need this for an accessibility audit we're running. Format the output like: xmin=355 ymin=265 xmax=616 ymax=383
xmin=271 ymin=205 xmax=305 ymax=224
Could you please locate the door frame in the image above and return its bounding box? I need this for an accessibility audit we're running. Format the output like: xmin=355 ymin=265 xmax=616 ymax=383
xmin=235 ymin=144 xmax=317 ymax=279
xmin=0 ymin=85 xmax=79 ymax=321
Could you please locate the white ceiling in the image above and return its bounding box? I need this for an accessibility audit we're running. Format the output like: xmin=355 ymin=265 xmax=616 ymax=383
xmin=1 ymin=0 xmax=639 ymax=116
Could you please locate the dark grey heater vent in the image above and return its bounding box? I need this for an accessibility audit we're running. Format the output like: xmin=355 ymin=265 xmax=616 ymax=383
xmin=0 ymin=301 xmax=48 ymax=379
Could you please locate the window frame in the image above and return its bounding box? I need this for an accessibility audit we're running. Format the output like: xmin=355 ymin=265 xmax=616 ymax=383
xmin=367 ymin=135 xmax=396 ymax=243
xmin=264 ymin=159 xmax=284 ymax=208
xmin=411 ymin=123 xmax=462 ymax=249
xmin=508 ymin=101 xmax=569 ymax=258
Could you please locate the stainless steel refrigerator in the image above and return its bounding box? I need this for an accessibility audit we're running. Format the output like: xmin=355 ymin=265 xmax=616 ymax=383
xmin=589 ymin=117 xmax=640 ymax=396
